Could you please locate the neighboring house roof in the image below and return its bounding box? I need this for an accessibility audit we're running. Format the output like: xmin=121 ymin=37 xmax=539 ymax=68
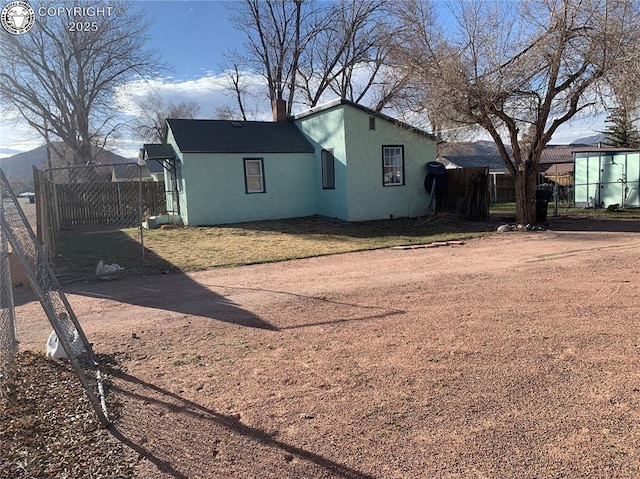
xmin=542 ymin=162 xmax=574 ymax=175
xmin=112 ymin=163 xmax=152 ymax=182
xmin=540 ymin=144 xmax=631 ymax=164
xmin=165 ymin=119 xmax=314 ymax=154
xmin=145 ymin=159 xmax=164 ymax=174
xmin=140 ymin=144 xmax=176 ymax=176
xmin=438 ymin=154 xmax=508 ymax=170
xmin=291 ymin=98 xmax=438 ymax=141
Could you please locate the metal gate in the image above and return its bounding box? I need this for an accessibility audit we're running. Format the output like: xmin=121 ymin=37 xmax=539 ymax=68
xmin=34 ymin=163 xmax=151 ymax=279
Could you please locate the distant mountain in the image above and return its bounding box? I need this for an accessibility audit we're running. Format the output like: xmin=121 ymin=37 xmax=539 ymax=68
xmin=439 ymin=134 xmax=612 ymax=158
xmin=0 ymin=147 xmax=23 ymax=157
xmin=0 ymin=143 xmax=134 ymax=184
xmin=438 ymin=140 xmax=509 ymax=157
xmin=571 ymin=133 xmax=607 ymax=146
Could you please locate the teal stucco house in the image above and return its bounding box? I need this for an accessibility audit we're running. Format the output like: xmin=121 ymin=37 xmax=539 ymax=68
xmin=140 ymin=98 xmax=437 ymax=226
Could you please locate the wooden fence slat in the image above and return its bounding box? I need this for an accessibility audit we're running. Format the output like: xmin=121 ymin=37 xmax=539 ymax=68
xmin=438 ymin=167 xmax=490 ymax=219
xmin=50 ymin=181 xmax=165 ymax=229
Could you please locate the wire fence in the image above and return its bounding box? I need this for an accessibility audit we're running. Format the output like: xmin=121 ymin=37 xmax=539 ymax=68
xmin=0 ymin=168 xmax=109 ymax=426
xmin=0 ymin=196 xmax=18 ymax=389
xmin=34 ymin=163 xmax=166 ymax=277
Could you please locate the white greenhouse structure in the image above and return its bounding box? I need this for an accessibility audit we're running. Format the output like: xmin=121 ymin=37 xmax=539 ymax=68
xmin=574 ymin=150 xmax=640 ymax=208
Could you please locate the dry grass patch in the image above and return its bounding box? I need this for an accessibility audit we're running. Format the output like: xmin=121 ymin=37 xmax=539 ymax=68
xmin=53 ymin=216 xmax=491 ymax=278
xmin=133 ymin=216 xmax=489 ymax=272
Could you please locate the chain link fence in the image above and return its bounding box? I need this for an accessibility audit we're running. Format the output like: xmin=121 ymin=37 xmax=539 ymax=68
xmin=0 ymin=168 xmax=109 ymax=425
xmin=0 ymin=196 xmax=18 ymax=390
xmin=34 ymin=163 xmax=166 ymax=278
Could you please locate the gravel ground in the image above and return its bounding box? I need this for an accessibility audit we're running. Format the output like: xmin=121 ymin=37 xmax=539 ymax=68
xmin=0 ymin=352 xmax=136 ymax=478
xmin=3 ymin=219 xmax=640 ymax=478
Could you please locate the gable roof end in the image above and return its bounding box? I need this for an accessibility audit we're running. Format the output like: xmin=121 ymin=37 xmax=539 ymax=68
xmin=291 ymin=98 xmax=437 ymax=141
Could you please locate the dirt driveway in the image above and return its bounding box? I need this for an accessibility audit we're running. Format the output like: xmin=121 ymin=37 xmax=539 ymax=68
xmin=12 ymin=223 xmax=640 ymax=478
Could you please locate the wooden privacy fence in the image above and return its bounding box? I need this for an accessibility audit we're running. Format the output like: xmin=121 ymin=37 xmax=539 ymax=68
xmin=491 ymin=174 xmax=516 ymax=202
xmin=51 ymin=181 xmax=165 ymax=228
xmin=54 ymin=182 xmax=135 ymax=228
xmin=438 ymin=167 xmax=490 ymax=219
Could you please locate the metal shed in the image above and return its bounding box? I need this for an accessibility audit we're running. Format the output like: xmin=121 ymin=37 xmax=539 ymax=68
xmin=574 ymin=150 xmax=640 ymax=208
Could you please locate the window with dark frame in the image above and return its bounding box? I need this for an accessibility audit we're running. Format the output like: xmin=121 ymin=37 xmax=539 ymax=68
xmin=243 ymin=158 xmax=265 ymax=193
xmin=369 ymin=116 xmax=376 ymax=130
xmin=321 ymin=149 xmax=335 ymax=189
xmin=382 ymin=145 xmax=404 ymax=186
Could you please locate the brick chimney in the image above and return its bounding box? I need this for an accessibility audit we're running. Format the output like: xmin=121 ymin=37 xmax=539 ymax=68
xmin=272 ymin=98 xmax=287 ymax=122
xmin=272 ymin=84 xmax=287 ymax=121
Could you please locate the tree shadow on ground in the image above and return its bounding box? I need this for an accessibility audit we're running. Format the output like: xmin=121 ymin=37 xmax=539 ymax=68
xmin=212 ymin=215 xmax=494 ymax=240
xmin=103 ymin=356 xmax=376 ymax=479
xmin=13 ymin=229 xmax=277 ymax=330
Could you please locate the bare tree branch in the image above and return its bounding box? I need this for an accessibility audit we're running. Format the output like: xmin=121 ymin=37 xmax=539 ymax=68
xmin=0 ymin=0 xmax=159 ymax=165
xmin=393 ymin=0 xmax=640 ymax=223
xmin=130 ymin=93 xmax=201 ymax=143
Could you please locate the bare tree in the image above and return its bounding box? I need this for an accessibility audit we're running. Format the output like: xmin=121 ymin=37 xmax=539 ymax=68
xmin=608 ymin=66 xmax=640 ymax=126
xmin=393 ymin=0 xmax=640 ymax=223
xmin=131 ymin=93 xmax=201 ymax=143
xmin=214 ymin=105 xmax=244 ymax=121
xmin=0 ymin=0 xmax=158 ymax=166
xmin=296 ymin=0 xmax=398 ymax=110
xmin=227 ymin=0 xmax=407 ymax=113
xmin=227 ymin=0 xmax=313 ymax=115
xmin=218 ymin=59 xmax=254 ymax=121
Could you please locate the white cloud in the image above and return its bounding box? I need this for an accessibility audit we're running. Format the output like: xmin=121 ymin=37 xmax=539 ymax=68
xmin=112 ymin=72 xmax=271 ymax=157
xmin=0 ymin=70 xmax=273 ymax=160
xmin=0 ymin=107 xmax=46 ymax=156
xmin=115 ymin=71 xmax=269 ymax=119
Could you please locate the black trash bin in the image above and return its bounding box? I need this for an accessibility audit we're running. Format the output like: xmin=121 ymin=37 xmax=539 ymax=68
xmin=535 ymin=187 xmax=553 ymax=223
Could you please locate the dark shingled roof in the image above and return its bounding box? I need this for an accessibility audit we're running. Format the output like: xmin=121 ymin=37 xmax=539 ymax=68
xmin=165 ymin=119 xmax=314 ymax=154
xmin=142 ymin=143 xmax=177 ymax=160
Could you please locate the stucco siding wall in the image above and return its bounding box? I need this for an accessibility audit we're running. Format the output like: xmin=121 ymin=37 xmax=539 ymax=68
xmin=180 ymin=152 xmax=315 ymax=226
xmin=294 ymin=109 xmax=349 ymax=219
xmin=342 ymin=106 xmax=434 ymax=221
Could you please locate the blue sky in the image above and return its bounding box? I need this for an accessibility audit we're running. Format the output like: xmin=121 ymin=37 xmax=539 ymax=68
xmin=1 ymin=0 xmax=252 ymax=158
xmin=0 ymin=0 xmax=606 ymax=159
xmin=139 ymin=1 xmax=241 ymax=79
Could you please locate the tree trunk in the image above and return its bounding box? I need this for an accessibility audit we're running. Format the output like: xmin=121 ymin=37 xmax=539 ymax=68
xmin=514 ymin=164 xmax=538 ymax=224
